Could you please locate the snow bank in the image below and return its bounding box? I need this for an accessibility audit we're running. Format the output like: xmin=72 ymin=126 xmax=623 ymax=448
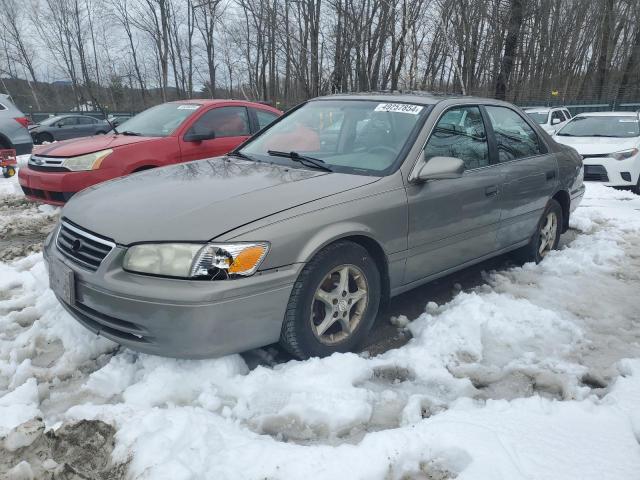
xmin=1 ymin=183 xmax=640 ymax=479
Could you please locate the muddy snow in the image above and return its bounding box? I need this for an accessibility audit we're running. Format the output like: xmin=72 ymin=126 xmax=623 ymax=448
xmin=1 ymin=179 xmax=640 ymax=479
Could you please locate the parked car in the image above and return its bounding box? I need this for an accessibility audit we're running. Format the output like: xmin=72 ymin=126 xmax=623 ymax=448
xmin=0 ymin=93 xmax=33 ymax=155
xmin=44 ymin=94 xmax=584 ymax=359
xmin=19 ymin=100 xmax=281 ymax=204
xmin=553 ymin=111 xmax=640 ymax=193
xmin=29 ymin=115 xmax=110 ymax=144
xmin=107 ymin=114 xmax=133 ymax=128
xmin=524 ymin=106 xmax=572 ymax=134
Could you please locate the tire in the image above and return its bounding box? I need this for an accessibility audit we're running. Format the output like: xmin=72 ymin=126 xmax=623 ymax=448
xmin=516 ymin=198 xmax=563 ymax=264
xmin=34 ymin=132 xmax=53 ymax=145
xmin=3 ymin=166 xmax=16 ymax=178
xmin=632 ymin=176 xmax=640 ymax=195
xmin=279 ymin=240 xmax=381 ymax=359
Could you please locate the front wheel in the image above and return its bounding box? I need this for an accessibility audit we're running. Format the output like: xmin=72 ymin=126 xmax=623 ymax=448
xmin=280 ymin=241 xmax=381 ymax=359
xmin=517 ymin=199 xmax=563 ymax=264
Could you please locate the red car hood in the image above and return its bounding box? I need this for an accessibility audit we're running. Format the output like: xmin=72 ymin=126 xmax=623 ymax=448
xmin=33 ymin=134 xmax=158 ymax=157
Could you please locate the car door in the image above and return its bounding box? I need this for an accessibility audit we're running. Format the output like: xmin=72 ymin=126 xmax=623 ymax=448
xmin=404 ymin=105 xmax=503 ymax=285
xmin=484 ymin=105 xmax=558 ymax=250
xmin=179 ymin=106 xmax=252 ymax=162
xmin=76 ymin=116 xmax=98 ymax=136
xmin=54 ymin=117 xmax=80 ymax=140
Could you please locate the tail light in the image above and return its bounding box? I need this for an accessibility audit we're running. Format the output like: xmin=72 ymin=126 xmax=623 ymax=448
xmin=14 ymin=117 xmax=30 ymax=128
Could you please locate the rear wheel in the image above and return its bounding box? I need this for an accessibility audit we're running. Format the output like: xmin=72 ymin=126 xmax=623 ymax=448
xmin=3 ymin=166 xmax=16 ymax=178
xmin=516 ymin=199 xmax=563 ymax=264
xmin=280 ymin=241 xmax=381 ymax=359
xmin=34 ymin=132 xmax=53 ymax=145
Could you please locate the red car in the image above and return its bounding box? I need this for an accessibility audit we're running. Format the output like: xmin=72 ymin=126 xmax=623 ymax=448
xmin=19 ymin=100 xmax=281 ymax=205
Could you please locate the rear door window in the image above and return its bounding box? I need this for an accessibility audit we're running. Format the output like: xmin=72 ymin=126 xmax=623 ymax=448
xmin=188 ymin=106 xmax=250 ymax=138
xmin=485 ymin=106 xmax=542 ymax=162
xmin=254 ymin=109 xmax=279 ymax=130
xmin=424 ymin=106 xmax=489 ymax=170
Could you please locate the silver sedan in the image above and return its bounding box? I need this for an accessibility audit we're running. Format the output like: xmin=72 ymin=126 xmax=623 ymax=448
xmin=44 ymin=94 xmax=585 ymax=359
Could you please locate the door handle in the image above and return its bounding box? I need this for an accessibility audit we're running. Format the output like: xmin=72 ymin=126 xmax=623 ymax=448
xmin=546 ymin=170 xmax=556 ymax=180
xmin=485 ymin=185 xmax=498 ymax=197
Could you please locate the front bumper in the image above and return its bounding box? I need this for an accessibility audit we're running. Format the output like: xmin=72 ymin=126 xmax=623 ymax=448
xmin=18 ymin=164 xmax=120 ymax=205
xmin=582 ymin=156 xmax=640 ymax=187
xmin=44 ymin=229 xmax=300 ymax=358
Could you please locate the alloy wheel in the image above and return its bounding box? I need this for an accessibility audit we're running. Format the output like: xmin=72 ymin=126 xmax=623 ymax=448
xmin=538 ymin=211 xmax=557 ymax=257
xmin=310 ymin=264 xmax=369 ymax=345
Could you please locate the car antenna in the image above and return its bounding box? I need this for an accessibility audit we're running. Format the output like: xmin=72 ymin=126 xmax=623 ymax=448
xmin=89 ymin=94 xmax=118 ymax=135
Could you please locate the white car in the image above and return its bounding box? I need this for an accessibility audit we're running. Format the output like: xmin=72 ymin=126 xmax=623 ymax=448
xmin=553 ymin=111 xmax=640 ymax=193
xmin=524 ymin=107 xmax=572 ymax=134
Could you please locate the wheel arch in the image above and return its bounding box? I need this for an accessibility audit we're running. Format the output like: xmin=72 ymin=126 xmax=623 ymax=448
xmin=552 ymin=189 xmax=570 ymax=233
xmin=296 ymin=229 xmax=391 ymax=307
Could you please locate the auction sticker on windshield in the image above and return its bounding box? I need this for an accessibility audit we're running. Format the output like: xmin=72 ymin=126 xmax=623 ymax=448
xmin=177 ymin=105 xmax=200 ymax=110
xmin=374 ymin=103 xmax=423 ymax=115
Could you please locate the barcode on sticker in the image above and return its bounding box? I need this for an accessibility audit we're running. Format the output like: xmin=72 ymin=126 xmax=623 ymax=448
xmin=374 ymin=103 xmax=423 ymax=115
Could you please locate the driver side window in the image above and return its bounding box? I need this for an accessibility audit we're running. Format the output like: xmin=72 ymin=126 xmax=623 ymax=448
xmin=424 ymin=106 xmax=489 ymax=170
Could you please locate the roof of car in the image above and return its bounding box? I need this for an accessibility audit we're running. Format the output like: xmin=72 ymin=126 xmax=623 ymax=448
xmin=168 ymin=99 xmax=272 ymax=106
xmin=575 ymin=111 xmax=639 ymax=117
xmin=524 ymin=106 xmax=568 ymax=113
xmin=314 ymin=92 xmax=504 ymax=106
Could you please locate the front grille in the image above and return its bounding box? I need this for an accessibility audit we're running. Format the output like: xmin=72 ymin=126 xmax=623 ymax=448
xmin=29 ymin=155 xmax=69 ymax=171
xmin=583 ymin=165 xmax=609 ymax=182
xmin=56 ymin=221 xmax=114 ymax=271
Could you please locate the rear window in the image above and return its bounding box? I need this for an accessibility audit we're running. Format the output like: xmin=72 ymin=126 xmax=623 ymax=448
xmin=557 ymin=116 xmax=640 ymax=138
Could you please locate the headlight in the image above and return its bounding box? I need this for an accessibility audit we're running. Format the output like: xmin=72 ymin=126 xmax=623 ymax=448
xmin=123 ymin=242 xmax=269 ymax=279
xmin=611 ymin=148 xmax=639 ymax=161
xmin=62 ymin=149 xmax=113 ymax=171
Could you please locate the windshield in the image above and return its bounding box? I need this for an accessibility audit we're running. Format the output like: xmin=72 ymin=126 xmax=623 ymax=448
xmin=115 ymin=103 xmax=201 ymax=137
xmin=240 ymin=99 xmax=429 ymax=175
xmin=525 ymin=112 xmax=548 ymax=125
xmin=557 ymin=116 xmax=640 ymax=138
xmin=40 ymin=116 xmax=65 ymax=126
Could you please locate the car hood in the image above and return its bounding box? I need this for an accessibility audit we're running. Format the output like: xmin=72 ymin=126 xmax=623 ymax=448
xmin=62 ymin=158 xmax=379 ymax=244
xmin=33 ymin=134 xmax=158 ymax=157
xmin=553 ymin=136 xmax=639 ymax=155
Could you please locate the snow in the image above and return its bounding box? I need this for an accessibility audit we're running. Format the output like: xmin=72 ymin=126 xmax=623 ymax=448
xmin=1 ymin=183 xmax=640 ymax=478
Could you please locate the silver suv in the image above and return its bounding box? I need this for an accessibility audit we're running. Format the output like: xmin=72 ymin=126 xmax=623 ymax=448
xmin=0 ymin=94 xmax=33 ymax=155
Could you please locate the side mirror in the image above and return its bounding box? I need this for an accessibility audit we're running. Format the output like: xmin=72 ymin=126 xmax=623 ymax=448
xmin=57 ymin=123 xmax=64 ymax=128
xmin=415 ymin=156 xmax=465 ymax=182
xmin=551 ymin=118 xmax=561 ymax=125
xmin=184 ymin=130 xmax=216 ymax=142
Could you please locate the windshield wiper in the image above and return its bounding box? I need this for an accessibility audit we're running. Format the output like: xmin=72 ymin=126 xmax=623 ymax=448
xmin=121 ymin=131 xmax=140 ymax=136
xmin=267 ymin=150 xmax=332 ymax=172
xmin=227 ymin=151 xmax=259 ymax=162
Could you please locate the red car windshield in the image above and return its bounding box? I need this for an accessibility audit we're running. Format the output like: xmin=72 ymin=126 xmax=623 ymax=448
xmin=117 ymin=103 xmax=201 ymax=137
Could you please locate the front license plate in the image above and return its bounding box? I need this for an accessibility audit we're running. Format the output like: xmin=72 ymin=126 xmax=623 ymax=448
xmin=49 ymin=259 xmax=75 ymax=305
